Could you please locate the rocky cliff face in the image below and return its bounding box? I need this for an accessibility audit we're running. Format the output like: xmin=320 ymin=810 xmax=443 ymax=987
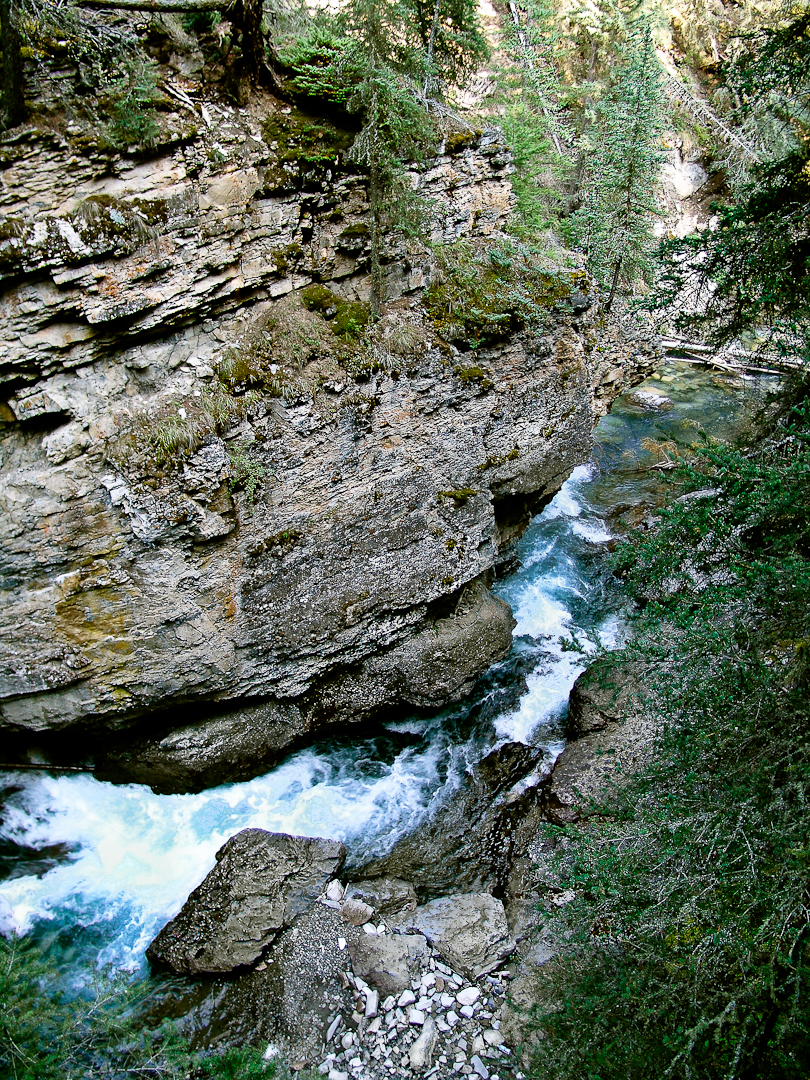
xmin=0 ymin=91 xmax=653 ymax=787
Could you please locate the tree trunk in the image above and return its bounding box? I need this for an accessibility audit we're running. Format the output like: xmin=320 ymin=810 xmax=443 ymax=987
xmin=0 ymin=0 xmax=26 ymax=131
xmin=604 ymin=256 xmax=622 ymax=313
xmin=422 ymin=0 xmax=441 ymax=95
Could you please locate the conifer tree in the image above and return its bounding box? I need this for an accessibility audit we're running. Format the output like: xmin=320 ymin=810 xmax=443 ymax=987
xmin=406 ymin=0 xmax=488 ymax=94
xmin=333 ymin=0 xmax=436 ymax=317
xmin=655 ymin=5 xmax=810 ymax=346
xmin=569 ymin=26 xmax=664 ymax=311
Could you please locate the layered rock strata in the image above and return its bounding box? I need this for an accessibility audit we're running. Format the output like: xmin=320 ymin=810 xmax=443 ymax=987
xmin=0 ymin=91 xmax=653 ymax=783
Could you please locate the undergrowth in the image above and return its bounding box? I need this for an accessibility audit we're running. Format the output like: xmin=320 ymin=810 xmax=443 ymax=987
xmin=0 ymin=937 xmax=271 ymax=1079
xmin=424 ymin=239 xmax=584 ymax=349
xmin=526 ymin=382 xmax=810 ymax=1079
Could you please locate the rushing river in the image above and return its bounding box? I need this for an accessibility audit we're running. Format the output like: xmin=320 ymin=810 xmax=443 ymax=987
xmin=0 ymin=361 xmax=766 ymax=980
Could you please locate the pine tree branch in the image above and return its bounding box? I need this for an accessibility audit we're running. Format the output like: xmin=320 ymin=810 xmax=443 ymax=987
xmin=77 ymin=0 xmax=229 ymax=10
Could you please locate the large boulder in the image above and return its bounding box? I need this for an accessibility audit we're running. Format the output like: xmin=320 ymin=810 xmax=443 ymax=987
xmin=566 ymin=658 xmax=646 ymax=737
xmin=358 ymin=742 xmax=549 ymax=899
xmin=547 ymin=659 xmax=654 ymax=824
xmin=396 ymin=893 xmax=515 ymax=980
xmin=347 ymin=932 xmax=428 ymax=996
xmin=343 ymin=876 xmax=418 ymax=917
xmin=146 ymin=829 xmax=346 ymax=974
xmin=171 ymin=903 xmax=365 ymax=1061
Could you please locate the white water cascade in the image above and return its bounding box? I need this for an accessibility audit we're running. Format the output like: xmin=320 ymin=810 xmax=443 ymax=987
xmin=0 ymin=363 xmax=758 ymax=975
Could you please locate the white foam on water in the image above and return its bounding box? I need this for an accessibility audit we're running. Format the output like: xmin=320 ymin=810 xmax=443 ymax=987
xmin=494 ymin=650 xmax=589 ymax=745
xmin=494 ymin=463 xmax=617 ymax=745
xmin=571 ymin=517 xmax=611 ymax=543
xmin=0 ymin=738 xmax=447 ymax=970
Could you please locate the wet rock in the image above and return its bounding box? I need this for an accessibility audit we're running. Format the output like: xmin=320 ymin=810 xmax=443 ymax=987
xmin=566 ymin=659 xmax=645 ymax=737
xmin=344 ymin=876 xmax=418 ymax=917
xmin=398 ymin=894 xmax=515 ymax=979
xmin=146 ymin=829 xmax=346 ymax=974
xmin=547 ymin=660 xmax=654 ymax=824
xmin=625 ymin=388 xmax=674 ymax=411
xmin=359 ymin=742 xmax=549 ymax=900
xmin=348 ymin=934 xmax=428 ymax=997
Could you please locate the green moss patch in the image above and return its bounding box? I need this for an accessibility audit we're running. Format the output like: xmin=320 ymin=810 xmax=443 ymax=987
xmin=425 ymin=239 xmax=574 ymax=348
xmin=478 ymin=448 xmax=520 ymax=470
xmin=444 ymin=129 xmax=482 ymax=155
xmin=439 ymin=488 xmax=477 ymax=506
xmin=301 ymin=285 xmax=371 ymax=339
xmin=260 ymin=106 xmax=355 ymax=193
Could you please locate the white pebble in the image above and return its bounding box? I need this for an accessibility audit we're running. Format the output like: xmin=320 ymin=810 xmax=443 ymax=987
xmin=447 ymin=1011 xmax=460 ymax=1027
xmin=456 ymin=987 xmax=481 ymax=1007
xmin=440 ymin=993 xmax=455 ymax=1009
xmin=408 ymin=1009 xmax=426 ymax=1026
xmin=326 ymin=1016 xmax=342 ymax=1042
xmin=470 ymin=1055 xmax=490 ymax=1079
xmin=326 ymin=880 xmax=345 ymax=902
xmin=398 ymin=990 xmax=416 ymax=1008
xmin=460 ymin=1005 xmax=475 ymax=1019
xmin=341 ymin=1032 xmax=355 ymax=1050
xmin=338 ymin=937 xmax=347 ymax=951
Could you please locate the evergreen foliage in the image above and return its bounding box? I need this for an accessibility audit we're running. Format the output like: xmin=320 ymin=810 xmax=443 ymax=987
xmin=653 ymin=7 xmax=810 ymax=345
xmin=407 ymin=0 xmax=489 ymax=90
xmin=337 ymin=0 xmax=437 ymax=316
xmin=526 ymin=382 xmax=810 ymax=1080
xmin=0 ymin=936 xmax=275 ymax=1078
xmin=567 ymin=27 xmax=664 ymax=309
xmin=498 ymin=0 xmax=572 ymax=234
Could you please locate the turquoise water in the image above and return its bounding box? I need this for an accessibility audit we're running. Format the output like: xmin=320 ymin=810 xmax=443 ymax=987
xmin=0 ymin=361 xmax=768 ymax=977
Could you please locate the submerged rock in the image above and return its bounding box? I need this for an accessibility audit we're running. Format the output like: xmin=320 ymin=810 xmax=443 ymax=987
xmin=625 ymin=387 xmax=674 ymax=411
xmin=146 ymin=829 xmax=346 ymax=974
xmin=396 ymin=893 xmax=515 ymax=979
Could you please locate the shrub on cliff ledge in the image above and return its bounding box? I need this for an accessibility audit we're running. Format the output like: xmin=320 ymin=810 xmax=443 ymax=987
xmin=425 ymin=238 xmax=582 ymax=348
xmin=0 ymin=936 xmax=276 ymax=1078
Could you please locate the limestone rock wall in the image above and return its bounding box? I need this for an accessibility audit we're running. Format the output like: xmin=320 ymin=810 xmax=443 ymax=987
xmin=0 ymin=93 xmax=653 ymax=780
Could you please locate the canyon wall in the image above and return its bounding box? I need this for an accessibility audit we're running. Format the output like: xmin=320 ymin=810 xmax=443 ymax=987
xmin=0 ymin=92 xmax=654 ymax=788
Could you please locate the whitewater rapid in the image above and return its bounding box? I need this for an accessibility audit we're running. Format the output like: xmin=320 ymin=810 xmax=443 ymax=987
xmin=0 ymin=462 xmax=613 ymax=971
xmin=2 ymin=362 xmax=752 ymax=975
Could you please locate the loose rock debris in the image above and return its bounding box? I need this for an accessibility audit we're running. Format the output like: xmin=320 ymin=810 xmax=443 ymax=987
xmin=276 ymin=879 xmax=522 ymax=1080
